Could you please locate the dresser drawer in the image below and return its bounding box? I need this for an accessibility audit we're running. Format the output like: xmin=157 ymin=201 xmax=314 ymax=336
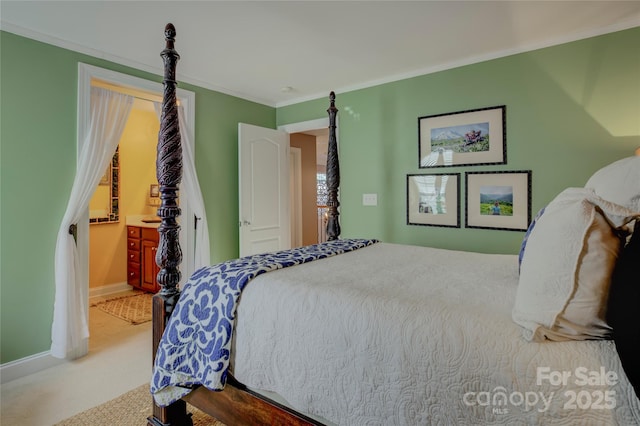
xmin=128 ymin=238 xmax=141 ymax=251
xmin=127 ymin=226 xmax=141 ymax=238
xmin=127 ymin=263 xmax=141 ymax=285
xmin=128 ymin=250 xmax=141 ymax=263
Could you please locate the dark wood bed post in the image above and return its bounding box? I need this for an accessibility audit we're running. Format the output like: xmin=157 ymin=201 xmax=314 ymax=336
xmin=148 ymin=27 xmax=334 ymax=423
xmin=148 ymin=23 xmax=192 ymax=426
xmin=325 ymin=91 xmax=341 ymax=240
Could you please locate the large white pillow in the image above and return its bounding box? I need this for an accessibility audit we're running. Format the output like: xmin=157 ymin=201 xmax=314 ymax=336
xmin=513 ymin=187 xmax=638 ymax=342
xmin=585 ymin=156 xmax=640 ymax=212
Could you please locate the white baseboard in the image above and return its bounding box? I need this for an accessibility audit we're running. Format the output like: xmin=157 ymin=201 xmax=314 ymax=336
xmin=1 ymin=283 xmax=131 ymax=384
xmin=0 ymin=351 xmax=66 ymax=384
xmin=89 ymin=281 xmax=132 ymax=301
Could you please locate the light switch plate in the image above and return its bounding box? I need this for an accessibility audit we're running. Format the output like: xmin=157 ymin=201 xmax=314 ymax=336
xmin=362 ymin=193 xmax=378 ymax=206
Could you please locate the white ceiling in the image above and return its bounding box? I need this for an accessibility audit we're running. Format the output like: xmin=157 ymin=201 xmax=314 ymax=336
xmin=1 ymin=1 xmax=639 ymax=107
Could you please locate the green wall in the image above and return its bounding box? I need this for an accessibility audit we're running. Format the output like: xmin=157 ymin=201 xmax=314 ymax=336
xmin=278 ymin=27 xmax=640 ymax=253
xmin=1 ymin=27 xmax=639 ymax=365
xmin=0 ymin=31 xmax=274 ymax=363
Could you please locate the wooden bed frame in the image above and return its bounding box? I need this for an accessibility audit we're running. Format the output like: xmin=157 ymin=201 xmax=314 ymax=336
xmin=148 ymin=23 xmax=337 ymax=426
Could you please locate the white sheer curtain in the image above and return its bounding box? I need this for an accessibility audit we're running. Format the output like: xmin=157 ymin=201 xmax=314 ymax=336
xmin=153 ymin=102 xmax=211 ymax=271
xmin=51 ymin=87 xmax=134 ymax=359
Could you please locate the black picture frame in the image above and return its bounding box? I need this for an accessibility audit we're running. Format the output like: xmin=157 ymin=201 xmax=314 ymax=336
xmin=465 ymin=170 xmax=532 ymax=231
xmin=407 ymin=173 xmax=461 ymax=228
xmin=419 ymin=105 xmax=506 ymax=168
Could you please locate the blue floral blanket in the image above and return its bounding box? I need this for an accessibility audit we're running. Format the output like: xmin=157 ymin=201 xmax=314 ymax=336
xmin=151 ymin=238 xmax=378 ymax=406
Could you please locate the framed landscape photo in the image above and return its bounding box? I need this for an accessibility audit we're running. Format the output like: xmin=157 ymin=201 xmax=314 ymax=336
xmin=407 ymin=173 xmax=460 ymax=228
xmin=419 ymin=105 xmax=506 ymax=168
xmin=465 ymin=171 xmax=531 ymax=231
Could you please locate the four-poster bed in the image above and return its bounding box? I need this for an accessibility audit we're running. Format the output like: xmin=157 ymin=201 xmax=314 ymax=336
xmin=147 ymin=24 xmax=640 ymax=426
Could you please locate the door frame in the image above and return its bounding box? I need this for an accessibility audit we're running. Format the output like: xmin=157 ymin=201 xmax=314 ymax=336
xmin=278 ymin=117 xmax=330 ymax=135
xmin=279 ymin=117 xmax=332 ymax=245
xmin=75 ymin=63 xmax=196 ymax=358
xmin=289 ymin=146 xmax=302 ymax=247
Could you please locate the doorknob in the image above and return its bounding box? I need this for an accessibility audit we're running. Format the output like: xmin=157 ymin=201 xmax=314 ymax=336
xmin=242 ymin=220 xmax=251 ymax=226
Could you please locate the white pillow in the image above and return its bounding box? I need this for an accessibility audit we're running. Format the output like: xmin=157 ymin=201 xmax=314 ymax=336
xmin=585 ymin=156 xmax=640 ymax=212
xmin=513 ymin=187 xmax=638 ymax=342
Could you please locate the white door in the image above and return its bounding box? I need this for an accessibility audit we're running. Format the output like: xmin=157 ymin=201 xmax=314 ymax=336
xmin=238 ymin=123 xmax=290 ymax=257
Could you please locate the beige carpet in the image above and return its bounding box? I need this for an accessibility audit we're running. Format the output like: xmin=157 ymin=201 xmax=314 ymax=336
xmin=54 ymin=384 xmax=225 ymax=425
xmin=93 ymin=293 xmax=152 ymax=324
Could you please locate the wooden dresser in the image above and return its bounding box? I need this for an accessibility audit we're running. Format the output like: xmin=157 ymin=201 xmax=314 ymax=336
xmin=127 ymin=226 xmax=160 ymax=293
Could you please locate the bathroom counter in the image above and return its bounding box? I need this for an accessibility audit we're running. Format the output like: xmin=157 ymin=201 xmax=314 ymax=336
xmin=126 ymin=215 xmax=161 ymax=229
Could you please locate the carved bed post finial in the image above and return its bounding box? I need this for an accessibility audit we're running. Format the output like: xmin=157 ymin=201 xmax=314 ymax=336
xmin=326 ymin=91 xmax=341 ymax=241
xmin=156 ymin=22 xmax=182 ymax=298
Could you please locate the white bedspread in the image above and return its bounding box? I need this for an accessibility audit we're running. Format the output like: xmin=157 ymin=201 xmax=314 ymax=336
xmin=231 ymin=243 xmax=640 ymax=425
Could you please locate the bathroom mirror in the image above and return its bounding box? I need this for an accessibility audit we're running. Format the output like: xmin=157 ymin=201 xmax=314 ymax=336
xmin=90 ymin=148 xmax=120 ymax=224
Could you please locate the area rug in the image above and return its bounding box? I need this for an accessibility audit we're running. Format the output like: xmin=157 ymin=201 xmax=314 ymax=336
xmin=54 ymin=384 xmax=225 ymax=426
xmin=93 ymin=293 xmax=152 ymax=324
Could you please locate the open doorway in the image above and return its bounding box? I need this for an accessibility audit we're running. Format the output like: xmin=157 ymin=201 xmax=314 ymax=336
xmin=88 ymin=96 xmax=160 ymax=298
xmin=63 ymin=63 xmax=198 ymax=359
xmin=86 ymin=94 xmax=162 ymax=346
xmin=239 ymin=119 xmax=331 ymax=257
xmin=278 ymin=118 xmax=331 ymax=249
xmin=289 ymin=128 xmax=329 ymax=246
